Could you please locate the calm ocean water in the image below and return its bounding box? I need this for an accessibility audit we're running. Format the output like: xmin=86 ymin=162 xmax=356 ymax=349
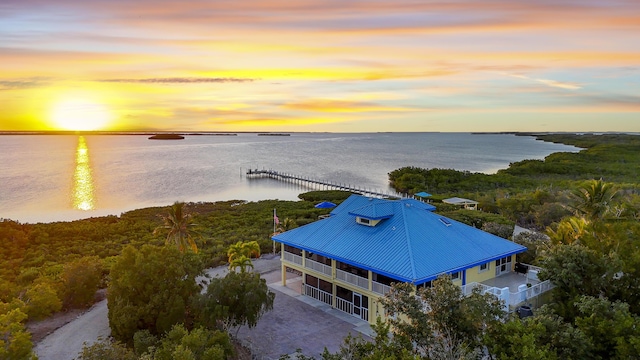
xmin=0 ymin=133 xmax=579 ymax=223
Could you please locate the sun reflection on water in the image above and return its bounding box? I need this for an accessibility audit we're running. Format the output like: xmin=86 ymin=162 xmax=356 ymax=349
xmin=73 ymin=136 xmax=95 ymax=210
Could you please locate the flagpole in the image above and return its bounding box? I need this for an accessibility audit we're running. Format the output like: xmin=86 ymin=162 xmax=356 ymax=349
xmin=273 ymin=208 xmax=277 ymax=254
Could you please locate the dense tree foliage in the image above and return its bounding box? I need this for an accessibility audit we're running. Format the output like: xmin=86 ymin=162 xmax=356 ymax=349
xmin=0 ymin=300 xmax=37 ymax=360
xmin=485 ymin=307 xmax=593 ymax=360
xmin=196 ymin=271 xmax=275 ymax=337
xmin=371 ymin=277 xmax=505 ymax=357
xmin=23 ymin=281 xmax=62 ymax=320
xmin=60 ymin=256 xmax=103 ymax=309
xmin=107 ymin=245 xmax=204 ymax=344
xmin=75 ymin=339 xmax=138 ymax=360
xmin=135 ymin=324 xmax=233 ymax=360
xmin=78 ymin=325 xmax=233 ymax=360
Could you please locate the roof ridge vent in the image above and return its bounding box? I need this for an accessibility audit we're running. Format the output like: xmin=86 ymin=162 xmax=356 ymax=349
xmin=439 ymin=217 xmax=452 ymax=227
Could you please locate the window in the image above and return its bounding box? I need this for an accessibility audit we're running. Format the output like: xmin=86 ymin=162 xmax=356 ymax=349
xmin=479 ymin=263 xmax=489 ymax=273
xmin=451 ymin=271 xmax=460 ymax=280
xmin=358 ymin=217 xmax=370 ymax=225
xmin=495 ymin=256 xmax=512 ymax=267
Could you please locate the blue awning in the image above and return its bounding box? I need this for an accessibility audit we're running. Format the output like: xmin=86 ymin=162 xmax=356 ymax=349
xmin=315 ymin=201 xmax=337 ymax=208
xmin=415 ymin=192 xmax=432 ymax=197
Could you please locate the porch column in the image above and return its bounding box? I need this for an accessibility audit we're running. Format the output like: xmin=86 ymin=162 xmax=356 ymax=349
xmin=368 ymin=270 xmax=373 ymax=291
xmin=301 ymin=250 xmax=306 ymax=268
xmin=281 ymin=263 xmax=286 ymax=286
xmin=331 ymin=259 xmax=337 ymax=308
xmin=331 ymin=259 xmax=337 ymax=281
xmin=332 ymin=282 xmax=337 ymax=308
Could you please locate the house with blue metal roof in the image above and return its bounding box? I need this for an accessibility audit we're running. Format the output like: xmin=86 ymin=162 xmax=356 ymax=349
xmin=272 ymin=194 xmax=527 ymax=323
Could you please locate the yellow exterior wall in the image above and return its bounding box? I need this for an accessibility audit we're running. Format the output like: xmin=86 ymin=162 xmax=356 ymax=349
xmin=465 ymin=262 xmax=495 ymax=284
xmin=281 ymin=246 xmax=521 ymax=325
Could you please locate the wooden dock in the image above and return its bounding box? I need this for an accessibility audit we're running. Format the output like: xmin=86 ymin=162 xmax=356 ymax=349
xmin=245 ymin=168 xmax=409 ymax=199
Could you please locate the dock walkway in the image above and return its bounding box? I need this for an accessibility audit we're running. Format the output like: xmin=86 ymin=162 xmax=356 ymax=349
xmin=245 ymin=168 xmax=408 ymax=199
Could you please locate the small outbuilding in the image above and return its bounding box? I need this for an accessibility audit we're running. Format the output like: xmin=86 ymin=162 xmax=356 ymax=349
xmin=442 ymin=197 xmax=479 ymax=210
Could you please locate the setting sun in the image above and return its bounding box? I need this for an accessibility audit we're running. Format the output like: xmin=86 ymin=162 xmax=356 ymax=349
xmin=52 ymin=98 xmax=112 ymax=131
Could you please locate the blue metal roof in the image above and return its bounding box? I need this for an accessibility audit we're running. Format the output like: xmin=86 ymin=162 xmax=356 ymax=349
xmin=273 ymin=194 xmax=525 ymax=285
xmin=348 ymin=202 xmax=395 ymax=220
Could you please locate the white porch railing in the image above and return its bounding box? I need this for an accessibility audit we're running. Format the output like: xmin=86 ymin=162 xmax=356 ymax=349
xmin=304 ymin=284 xmax=333 ymax=305
xmin=336 ymin=296 xmax=353 ymax=315
xmin=336 ymin=269 xmax=369 ymax=290
xmin=520 ymin=263 xmax=543 ymax=273
xmin=507 ymin=280 xmax=555 ymax=307
xmin=460 ymin=282 xmax=494 ymax=296
xmin=461 ymin=280 xmax=554 ymax=310
xmin=305 ymin=258 xmax=333 ymax=276
xmin=372 ymin=281 xmax=392 ymax=295
xmin=283 ymin=251 xmax=303 ymax=266
xmin=362 ymin=308 xmax=369 ymax=321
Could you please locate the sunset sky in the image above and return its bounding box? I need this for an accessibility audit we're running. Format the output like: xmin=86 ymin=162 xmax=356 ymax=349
xmin=2 ymin=0 xmax=639 ymax=132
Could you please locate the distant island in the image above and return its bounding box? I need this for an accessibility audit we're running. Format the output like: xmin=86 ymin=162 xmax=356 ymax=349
xmin=257 ymin=133 xmax=290 ymax=136
xmin=148 ymin=134 xmax=185 ymax=140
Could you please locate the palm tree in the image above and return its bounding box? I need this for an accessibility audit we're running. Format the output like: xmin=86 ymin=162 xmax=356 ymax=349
xmin=227 ymin=240 xmax=261 ymax=271
xmin=227 ymin=241 xmax=245 ymax=263
xmin=241 ymin=241 xmax=261 ymax=259
xmin=547 ymin=216 xmax=591 ymax=245
xmin=154 ymin=201 xmax=199 ymax=253
xmin=229 ymin=255 xmax=254 ymax=273
xmin=570 ymin=179 xmax=619 ymax=221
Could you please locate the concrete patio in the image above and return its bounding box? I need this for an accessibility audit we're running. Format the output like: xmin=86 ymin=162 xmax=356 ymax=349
xmin=235 ymin=260 xmax=373 ymax=360
xmin=480 ymin=271 xmax=540 ymax=292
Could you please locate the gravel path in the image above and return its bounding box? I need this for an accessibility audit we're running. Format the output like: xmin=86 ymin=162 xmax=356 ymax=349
xmin=34 ymin=300 xmax=111 ymax=360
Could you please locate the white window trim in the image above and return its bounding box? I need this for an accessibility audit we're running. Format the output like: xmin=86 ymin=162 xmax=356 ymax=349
xmin=478 ymin=263 xmax=489 ymax=273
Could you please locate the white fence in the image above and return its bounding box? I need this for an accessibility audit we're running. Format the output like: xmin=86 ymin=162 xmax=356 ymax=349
xmin=304 ymin=284 xmax=333 ymax=305
xmin=283 ymin=251 xmax=303 ymax=266
xmin=305 ymin=258 xmax=333 ymax=276
xmin=461 ymin=279 xmax=554 ymax=310
xmin=336 ymin=296 xmax=353 ymax=314
xmin=507 ymin=280 xmax=554 ymax=307
xmin=336 ymin=269 xmax=369 ymax=290
xmin=460 ymin=282 xmax=494 ymax=296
